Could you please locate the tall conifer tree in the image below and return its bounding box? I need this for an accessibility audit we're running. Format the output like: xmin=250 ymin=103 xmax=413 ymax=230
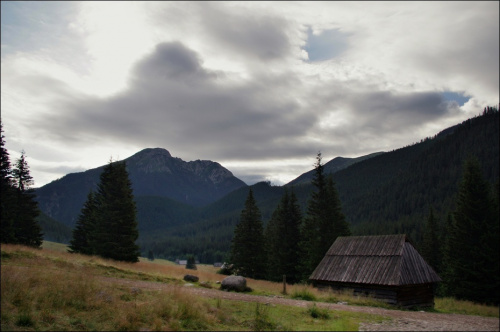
xmin=0 ymin=122 xmax=16 ymax=243
xmin=421 ymin=207 xmax=441 ymax=272
xmin=443 ymin=157 xmax=499 ymax=304
xmin=299 ymin=152 xmax=350 ymax=281
xmin=230 ymin=188 xmax=266 ymax=279
xmin=93 ymin=160 xmax=140 ymax=262
xmin=69 ymin=191 xmax=98 ymax=255
xmin=265 ymin=188 xmax=302 ymax=283
xmin=11 ymin=151 xmax=42 ymax=247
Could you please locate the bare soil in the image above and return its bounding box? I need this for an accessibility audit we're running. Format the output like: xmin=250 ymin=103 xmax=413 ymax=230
xmin=98 ymin=277 xmax=499 ymax=331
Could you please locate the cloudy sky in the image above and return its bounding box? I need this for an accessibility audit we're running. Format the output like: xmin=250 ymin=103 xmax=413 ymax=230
xmin=1 ymin=1 xmax=499 ymax=187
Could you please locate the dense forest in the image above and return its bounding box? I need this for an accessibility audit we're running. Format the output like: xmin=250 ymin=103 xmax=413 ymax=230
xmin=3 ymin=107 xmax=499 ymax=305
xmin=137 ymin=108 xmax=499 ymax=263
xmin=23 ymin=107 xmax=500 ymax=268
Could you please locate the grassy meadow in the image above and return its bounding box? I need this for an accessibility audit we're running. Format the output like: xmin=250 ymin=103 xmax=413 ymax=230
xmin=1 ymin=242 xmax=498 ymax=331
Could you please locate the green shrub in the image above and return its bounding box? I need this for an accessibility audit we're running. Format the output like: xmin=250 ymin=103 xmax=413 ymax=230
xmin=291 ymin=288 xmax=317 ymax=301
xmin=16 ymin=312 xmax=34 ymax=327
xmin=307 ymin=304 xmax=330 ymax=319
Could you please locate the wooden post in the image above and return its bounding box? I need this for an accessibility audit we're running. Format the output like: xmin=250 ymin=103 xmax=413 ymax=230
xmin=282 ymin=275 xmax=287 ymax=295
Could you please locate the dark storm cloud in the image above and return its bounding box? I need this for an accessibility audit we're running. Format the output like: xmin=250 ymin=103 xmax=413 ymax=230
xmin=40 ymin=41 xmax=318 ymax=161
xmin=37 ymin=39 xmax=466 ymax=166
xmin=132 ymin=42 xmax=214 ymax=83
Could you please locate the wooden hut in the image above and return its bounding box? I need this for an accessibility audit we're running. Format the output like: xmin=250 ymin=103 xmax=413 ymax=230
xmin=309 ymin=234 xmax=441 ymax=308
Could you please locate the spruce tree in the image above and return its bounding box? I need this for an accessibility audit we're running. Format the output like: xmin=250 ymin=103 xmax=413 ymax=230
xmin=282 ymin=189 xmax=302 ymax=284
xmin=265 ymin=206 xmax=284 ymax=281
xmin=265 ymin=188 xmax=302 ymax=283
xmin=93 ymin=160 xmax=140 ymax=262
xmin=444 ymin=157 xmax=498 ymax=304
xmin=326 ymin=176 xmax=351 ymax=240
xmin=230 ymin=188 xmax=266 ymax=279
xmin=299 ymin=152 xmax=350 ymax=281
xmin=0 ymin=122 xmax=16 ymax=243
xmin=186 ymin=254 xmax=197 ymax=270
xmin=11 ymin=151 xmax=42 ymax=247
xmin=69 ymin=191 xmax=98 ymax=255
xmin=421 ymin=207 xmax=441 ymax=272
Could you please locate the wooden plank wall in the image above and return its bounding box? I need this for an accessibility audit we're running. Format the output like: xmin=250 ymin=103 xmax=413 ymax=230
xmin=315 ymin=281 xmax=435 ymax=308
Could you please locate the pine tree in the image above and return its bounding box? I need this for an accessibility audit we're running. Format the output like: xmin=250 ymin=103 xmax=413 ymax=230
xmin=282 ymin=189 xmax=302 ymax=284
xmin=93 ymin=160 xmax=140 ymax=262
xmin=186 ymin=254 xmax=197 ymax=270
xmin=443 ymin=157 xmax=498 ymax=304
xmin=439 ymin=213 xmax=454 ymax=296
xmin=265 ymin=206 xmax=284 ymax=281
xmin=265 ymin=188 xmax=302 ymax=283
xmin=68 ymin=191 xmax=98 ymax=255
xmin=299 ymin=152 xmax=350 ymax=281
xmin=326 ymin=176 xmax=351 ymax=240
xmin=0 ymin=122 xmax=16 ymax=243
xmin=230 ymin=188 xmax=267 ymax=279
xmin=421 ymin=207 xmax=441 ymax=272
xmin=11 ymin=151 xmax=42 ymax=247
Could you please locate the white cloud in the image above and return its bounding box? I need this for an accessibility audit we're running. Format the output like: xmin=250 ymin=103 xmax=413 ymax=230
xmin=1 ymin=1 xmax=498 ymax=187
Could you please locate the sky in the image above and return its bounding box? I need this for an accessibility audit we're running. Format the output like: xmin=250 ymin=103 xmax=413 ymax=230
xmin=1 ymin=1 xmax=499 ymax=187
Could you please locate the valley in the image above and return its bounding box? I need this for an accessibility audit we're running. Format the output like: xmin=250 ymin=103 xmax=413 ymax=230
xmin=35 ymin=110 xmax=499 ymax=263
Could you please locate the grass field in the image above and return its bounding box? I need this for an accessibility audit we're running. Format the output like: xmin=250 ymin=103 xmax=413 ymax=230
xmin=2 ymin=242 xmax=498 ymax=331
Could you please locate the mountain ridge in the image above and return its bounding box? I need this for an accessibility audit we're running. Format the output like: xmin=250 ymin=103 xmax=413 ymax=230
xmin=35 ymin=147 xmax=247 ymax=227
xmin=286 ymin=152 xmax=385 ymax=186
xmin=35 ymin=109 xmax=499 ymax=264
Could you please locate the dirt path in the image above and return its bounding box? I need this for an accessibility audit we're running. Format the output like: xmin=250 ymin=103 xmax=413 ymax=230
xmin=98 ymin=277 xmax=499 ymax=331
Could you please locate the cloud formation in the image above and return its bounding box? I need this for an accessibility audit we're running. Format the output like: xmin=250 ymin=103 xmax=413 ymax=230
xmin=1 ymin=1 xmax=498 ymax=186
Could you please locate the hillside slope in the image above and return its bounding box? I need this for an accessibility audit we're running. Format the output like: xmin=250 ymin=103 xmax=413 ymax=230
xmin=35 ymin=148 xmax=247 ymax=228
xmin=139 ymin=109 xmax=499 ymax=261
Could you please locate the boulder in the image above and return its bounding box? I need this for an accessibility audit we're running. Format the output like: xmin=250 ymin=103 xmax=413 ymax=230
xmin=183 ymin=274 xmax=199 ymax=282
xmin=221 ymin=275 xmax=248 ymax=292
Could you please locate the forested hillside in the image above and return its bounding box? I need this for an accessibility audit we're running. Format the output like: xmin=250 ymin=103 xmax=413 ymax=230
xmin=35 ymin=148 xmax=247 ymax=228
xmin=286 ymin=152 xmax=384 ymax=186
xmin=341 ymin=109 xmax=499 ymax=244
xmin=138 ymin=109 xmax=499 ymax=262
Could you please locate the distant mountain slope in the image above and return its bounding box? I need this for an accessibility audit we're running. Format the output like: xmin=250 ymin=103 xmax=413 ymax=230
xmin=138 ymin=109 xmax=499 ymax=262
xmin=340 ymin=110 xmax=499 ymax=240
xmin=35 ymin=148 xmax=247 ymax=228
xmin=36 ymin=212 xmax=72 ymax=244
xmin=286 ymin=152 xmax=385 ymax=186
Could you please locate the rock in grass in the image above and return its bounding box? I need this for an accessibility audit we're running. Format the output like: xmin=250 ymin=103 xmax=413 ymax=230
xmin=220 ymin=275 xmax=249 ymax=292
xmin=184 ymin=274 xmax=199 ymax=282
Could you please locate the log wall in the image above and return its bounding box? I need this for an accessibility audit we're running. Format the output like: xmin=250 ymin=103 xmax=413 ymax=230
xmin=314 ymin=281 xmax=435 ymax=308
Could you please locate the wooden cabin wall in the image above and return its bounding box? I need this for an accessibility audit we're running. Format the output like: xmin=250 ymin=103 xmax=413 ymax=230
xmin=314 ymin=281 xmax=435 ymax=308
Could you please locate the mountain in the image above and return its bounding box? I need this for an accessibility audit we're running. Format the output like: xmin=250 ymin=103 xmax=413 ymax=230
xmin=286 ymin=152 xmax=385 ymax=186
xmin=35 ymin=109 xmax=499 ymax=263
xmin=35 ymin=148 xmax=247 ymax=228
xmin=36 ymin=212 xmax=73 ymax=244
xmin=138 ymin=109 xmax=499 ymax=262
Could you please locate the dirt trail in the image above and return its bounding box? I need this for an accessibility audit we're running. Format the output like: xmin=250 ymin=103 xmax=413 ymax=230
xmin=98 ymin=277 xmax=499 ymax=331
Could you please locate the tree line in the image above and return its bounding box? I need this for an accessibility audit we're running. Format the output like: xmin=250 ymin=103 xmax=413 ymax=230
xmin=229 ymin=152 xmax=351 ymax=283
xmin=420 ymin=155 xmax=499 ymax=305
xmin=230 ymin=145 xmax=499 ymax=306
xmin=1 ymin=121 xmax=141 ymax=263
xmin=68 ymin=159 xmax=141 ymax=263
xmin=0 ymin=122 xmax=43 ymax=247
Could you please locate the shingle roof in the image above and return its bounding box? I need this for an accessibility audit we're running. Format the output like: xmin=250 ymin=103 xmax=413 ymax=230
xmin=309 ymin=234 xmax=441 ymax=286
